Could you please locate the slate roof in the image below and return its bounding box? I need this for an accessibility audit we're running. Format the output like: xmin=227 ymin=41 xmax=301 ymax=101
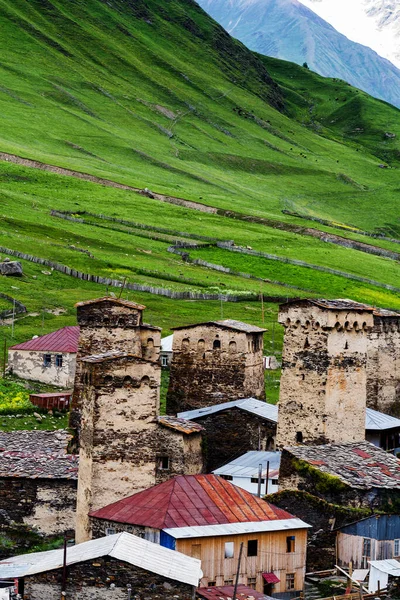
xmin=9 ymin=326 xmax=79 ymax=353
xmin=75 ymin=297 xmax=146 ymax=310
xmin=0 ymin=532 xmax=202 ymax=587
xmin=157 ymin=416 xmax=204 ymax=435
xmin=178 ymin=398 xmax=278 ymax=423
xmin=172 ymin=319 xmax=266 ymax=333
xmin=285 ymin=441 xmax=400 ymax=489
xmin=0 ymin=430 xmax=78 ymax=479
xmin=89 ymin=474 xmax=294 ymax=528
xmin=366 ymin=409 xmax=400 ymax=431
xmin=280 ymin=299 xmax=375 ymax=312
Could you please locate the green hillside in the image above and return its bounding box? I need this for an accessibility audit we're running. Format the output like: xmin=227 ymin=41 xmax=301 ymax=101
xmin=0 ymin=0 xmax=399 ymax=387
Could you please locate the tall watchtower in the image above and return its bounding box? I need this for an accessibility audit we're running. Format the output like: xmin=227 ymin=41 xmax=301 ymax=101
xmin=166 ymin=319 xmax=266 ymax=415
xmin=276 ymin=299 xmax=374 ymax=448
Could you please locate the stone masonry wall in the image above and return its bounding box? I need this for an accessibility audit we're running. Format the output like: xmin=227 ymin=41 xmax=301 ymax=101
xmin=276 ymin=304 xmax=373 ymax=447
xmin=23 ymin=556 xmax=194 ymax=600
xmin=156 ymin=428 xmax=204 ymax=485
xmin=196 ymin=408 xmax=276 ymax=472
xmin=367 ymin=315 xmax=400 ymax=416
xmin=167 ymin=326 xmax=264 ymax=414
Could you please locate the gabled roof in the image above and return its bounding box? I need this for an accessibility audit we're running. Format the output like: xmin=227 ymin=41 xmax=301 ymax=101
xmin=366 ymin=408 xmax=400 ymax=431
xmin=285 ymin=441 xmax=400 ymax=489
xmin=172 ymin=319 xmax=266 ymax=333
xmin=158 ymin=416 xmax=204 ymax=435
xmin=213 ymin=451 xmax=281 ymax=479
xmin=9 ymin=326 xmax=79 ymax=353
xmin=90 ymin=474 xmax=293 ymax=529
xmin=75 ymin=297 xmax=146 ymax=310
xmin=0 ymin=532 xmax=202 ymax=587
xmin=178 ymin=398 xmax=278 ymax=423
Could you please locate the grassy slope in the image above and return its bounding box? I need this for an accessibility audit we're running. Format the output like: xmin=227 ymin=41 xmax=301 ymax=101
xmin=0 ymin=0 xmax=398 ymax=390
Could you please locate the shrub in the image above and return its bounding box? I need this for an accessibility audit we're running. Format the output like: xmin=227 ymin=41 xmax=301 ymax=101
xmin=0 ymin=379 xmax=35 ymax=415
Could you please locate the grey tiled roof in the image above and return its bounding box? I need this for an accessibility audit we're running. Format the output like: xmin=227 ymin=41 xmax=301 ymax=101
xmin=0 ymin=430 xmax=78 ymax=480
xmin=285 ymin=441 xmax=400 ymax=489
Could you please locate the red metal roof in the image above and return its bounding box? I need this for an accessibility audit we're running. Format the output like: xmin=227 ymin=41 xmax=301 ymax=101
xmin=262 ymin=573 xmax=280 ymax=584
xmin=90 ymin=474 xmax=294 ymax=528
xmin=9 ymin=326 xmax=80 ymax=353
xmin=198 ymin=585 xmax=273 ymax=600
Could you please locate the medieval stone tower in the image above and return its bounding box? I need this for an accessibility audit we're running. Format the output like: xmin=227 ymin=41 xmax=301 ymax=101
xmin=166 ymin=319 xmax=266 ymax=415
xmin=74 ymin=297 xmax=203 ymax=543
xmin=276 ymin=299 xmax=374 ymax=448
xmin=367 ymin=309 xmax=400 ymax=416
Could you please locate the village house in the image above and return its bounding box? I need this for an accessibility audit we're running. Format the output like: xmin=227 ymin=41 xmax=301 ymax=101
xmin=178 ymin=398 xmax=277 ymax=471
xmin=0 ymin=430 xmax=78 ymax=549
xmin=213 ymin=450 xmax=281 ymax=495
xmin=166 ymin=320 xmax=266 ymax=415
xmin=365 ymin=409 xmax=400 ymax=453
xmin=337 ymin=514 xmax=400 ymax=569
xmin=73 ymin=297 xmax=203 ymax=544
xmin=0 ymin=532 xmax=202 ymax=600
xmin=89 ymin=474 xmax=310 ymax=598
xmin=8 ymin=326 xmax=79 ymax=388
xmin=279 ymin=441 xmax=400 ymax=510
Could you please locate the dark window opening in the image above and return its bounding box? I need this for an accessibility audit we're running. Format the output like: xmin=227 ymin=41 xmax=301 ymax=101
xmin=251 ymin=477 xmax=265 ymax=484
xmin=220 ymin=474 xmax=233 ymax=481
xmin=296 ymin=431 xmax=303 ymax=443
xmin=304 ymin=337 xmax=310 ymax=348
xmin=247 ymin=540 xmax=258 ymax=557
xmin=55 ymin=354 xmax=63 ymax=368
xmin=123 ymin=376 xmax=133 ymax=388
xmin=208 ymin=582 xmax=216 ymax=587
xmin=158 ymin=456 xmax=170 ymax=470
xmin=344 ymin=341 xmax=349 ymax=349
xmin=213 ymin=339 xmax=221 ymax=350
xmin=104 ymin=375 xmax=113 ymax=386
xmin=43 ymin=354 xmax=51 ymax=367
xmin=272 ymin=479 xmax=279 ymax=485
xmin=287 ymin=536 xmax=295 ymax=553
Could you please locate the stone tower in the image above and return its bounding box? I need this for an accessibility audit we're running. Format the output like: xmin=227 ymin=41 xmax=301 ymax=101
xmin=276 ymin=299 xmax=374 ymax=448
xmin=367 ymin=309 xmax=400 ymax=416
xmin=166 ymin=319 xmax=266 ymax=415
xmin=70 ymin=297 xmax=160 ymax=438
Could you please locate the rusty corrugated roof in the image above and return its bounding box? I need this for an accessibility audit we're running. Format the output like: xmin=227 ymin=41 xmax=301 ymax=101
xmin=9 ymin=326 xmax=79 ymax=353
xmin=75 ymin=297 xmax=146 ymax=310
xmin=89 ymin=474 xmax=294 ymax=528
xmin=158 ymin=416 xmax=204 ymax=435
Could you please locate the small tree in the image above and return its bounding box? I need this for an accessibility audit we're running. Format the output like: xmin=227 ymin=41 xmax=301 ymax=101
xmin=302 ymin=62 xmax=309 ymax=69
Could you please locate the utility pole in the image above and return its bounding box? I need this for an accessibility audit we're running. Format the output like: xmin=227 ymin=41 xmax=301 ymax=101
xmin=257 ymin=463 xmax=263 ymax=498
xmin=61 ymin=535 xmax=68 ymax=599
xmin=11 ymin=299 xmax=15 ymax=339
xmin=232 ymin=542 xmax=243 ymax=600
xmin=265 ymin=461 xmax=270 ymax=496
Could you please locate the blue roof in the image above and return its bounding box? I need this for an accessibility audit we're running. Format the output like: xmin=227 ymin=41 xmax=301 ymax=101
xmin=339 ymin=515 xmax=400 ymax=540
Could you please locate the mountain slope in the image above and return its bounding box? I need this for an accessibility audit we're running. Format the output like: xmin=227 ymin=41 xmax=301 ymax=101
xmin=300 ymin=0 xmax=400 ymax=69
xmin=197 ymin=0 xmax=400 ymax=109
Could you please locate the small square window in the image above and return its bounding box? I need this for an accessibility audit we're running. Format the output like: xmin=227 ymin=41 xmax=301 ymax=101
xmin=225 ymin=542 xmax=234 ymax=558
xmin=43 ymin=354 xmax=52 ymax=367
xmin=161 ymin=356 xmax=168 ymax=367
xmin=208 ymin=582 xmax=216 ymax=587
xmin=158 ymin=456 xmax=170 ymax=470
xmin=272 ymin=479 xmax=279 ymax=485
xmin=287 ymin=535 xmax=295 ymax=553
xmin=247 ymin=577 xmax=257 ymax=589
xmin=224 ymin=580 xmax=234 ymax=586
xmin=395 ymin=539 xmax=400 ymax=557
xmin=55 ymin=354 xmax=63 ymax=367
xmin=105 ymin=527 xmax=116 ymax=536
xmin=247 ymin=539 xmax=258 ymax=557
xmin=286 ymin=573 xmax=295 ymax=591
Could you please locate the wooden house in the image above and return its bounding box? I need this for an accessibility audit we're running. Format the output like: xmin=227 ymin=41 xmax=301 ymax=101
xmin=90 ymin=474 xmax=310 ymax=598
xmin=337 ymin=515 xmax=400 ymax=569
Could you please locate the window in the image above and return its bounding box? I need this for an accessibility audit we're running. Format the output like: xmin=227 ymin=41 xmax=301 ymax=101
xmin=220 ymin=475 xmax=233 ymax=481
xmin=158 ymin=456 xmax=170 ymax=470
xmin=55 ymin=354 xmax=63 ymax=367
xmin=123 ymin=376 xmax=133 ymax=388
xmin=363 ymin=538 xmax=371 ymax=557
xmin=225 ymin=542 xmax=234 ymax=558
xmin=207 ymin=582 xmax=216 ymax=587
xmin=395 ymin=539 xmax=400 ymax=557
xmin=104 ymin=375 xmax=113 ymax=386
xmin=296 ymin=431 xmax=303 ymax=443
xmin=191 ymin=544 xmax=201 ymax=560
xmin=43 ymin=354 xmax=51 ymax=367
xmin=213 ymin=339 xmax=221 ymax=350
xmin=182 ymin=338 xmax=190 ymax=351
xmin=251 ymin=477 xmax=265 ymax=484
xmin=287 ymin=536 xmax=296 ymax=553
xmin=272 ymin=479 xmax=279 ymax=485
xmin=140 ymin=376 xmax=150 ymax=386
xmin=229 ymin=341 xmax=237 ymax=353
xmin=247 ymin=578 xmax=257 ymax=589
xmin=286 ymin=574 xmax=295 ymax=591
xmin=161 ymin=356 xmax=168 ymax=367
xmin=198 ymin=339 xmax=205 ymax=351
xmin=224 ymin=580 xmax=234 ymax=586
xmin=247 ymin=540 xmax=258 ymax=557
xmin=105 ymin=527 xmax=116 ymax=536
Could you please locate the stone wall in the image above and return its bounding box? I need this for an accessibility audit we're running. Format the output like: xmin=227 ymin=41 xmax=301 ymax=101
xmin=8 ymin=349 xmax=76 ymax=388
xmin=195 ymin=408 xmax=276 ymax=472
xmin=367 ymin=314 xmax=400 ymax=416
xmin=23 ymin=556 xmax=194 ymax=600
xmin=156 ymin=427 xmax=204 ymax=484
xmin=0 ymin=478 xmax=76 ymax=536
xmin=166 ymin=325 xmax=265 ymax=414
xmin=276 ymin=303 xmax=373 ymax=447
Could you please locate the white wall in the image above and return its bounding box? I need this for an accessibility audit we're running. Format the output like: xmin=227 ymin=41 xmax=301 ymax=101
xmin=8 ymin=350 xmax=76 ymax=388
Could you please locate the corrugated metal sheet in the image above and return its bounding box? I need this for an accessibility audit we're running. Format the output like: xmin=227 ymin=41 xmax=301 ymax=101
xmin=178 ymin=398 xmax=278 ymax=423
xmin=164 ymin=518 xmax=311 ymax=539
xmin=365 ymin=409 xmax=400 ymax=431
xmin=9 ymin=326 xmax=79 ymax=353
xmin=262 ymin=573 xmax=280 ymax=584
xmin=90 ymin=475 xmax=294 ymax=528
xmin=213 ymin=451 xmax=281 ymax=479
xmin=0 ymin=532 xmax=202 ymax=587
xmin=339 ymin=515 xmax=400 ymax=540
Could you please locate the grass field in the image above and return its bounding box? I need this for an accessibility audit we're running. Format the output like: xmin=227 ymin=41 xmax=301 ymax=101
xmin=0 ymin=0 xmax=399 ymax=404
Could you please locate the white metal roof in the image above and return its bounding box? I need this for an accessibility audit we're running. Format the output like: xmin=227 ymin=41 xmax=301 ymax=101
xmin=164 ymin=518 xmax=311 ymax=539
xmin=368 ymin=559 xmax=400 ymax=575
xmin=161 ymin=334 xmax=174 ymax=353
xmin=213 ymin=451 xmax=281 ymax=479
xmin=0 ymin=532 xmax=202 ymax=587
xmin=178 ymin=398 xmax=278 ymax=423
xmin=365 ymin=408 xmax=400 ymax=431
